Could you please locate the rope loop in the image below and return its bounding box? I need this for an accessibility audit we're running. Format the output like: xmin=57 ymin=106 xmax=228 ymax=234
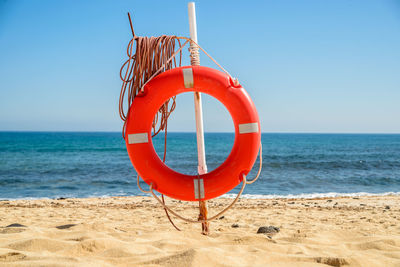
xmin=246 ymin=142 xmax=263 ymax=184
xmin=143 ymin=174 xmax=247 ymax=224
xmin=137 ymin=174 xmax=152 ymax=194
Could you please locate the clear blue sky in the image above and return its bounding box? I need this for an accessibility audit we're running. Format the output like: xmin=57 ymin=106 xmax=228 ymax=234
xmin=1 ymin=0 xmax=399 ymax=133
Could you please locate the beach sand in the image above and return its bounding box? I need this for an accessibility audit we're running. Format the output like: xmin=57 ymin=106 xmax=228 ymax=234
xmin=0 ymin=196 xmax=399 ymax=266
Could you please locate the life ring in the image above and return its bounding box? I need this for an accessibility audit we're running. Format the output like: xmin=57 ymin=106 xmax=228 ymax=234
xmin=125 ymin=66 xmax=261 ymax=201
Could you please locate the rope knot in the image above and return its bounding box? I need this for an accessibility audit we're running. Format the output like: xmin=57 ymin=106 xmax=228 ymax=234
xmin=189 ymin=44 xmax=200 ymax=66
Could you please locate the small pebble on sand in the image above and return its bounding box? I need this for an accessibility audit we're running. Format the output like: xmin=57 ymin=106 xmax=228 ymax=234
xmin=257 ymin=226 xmax=280 ymax=234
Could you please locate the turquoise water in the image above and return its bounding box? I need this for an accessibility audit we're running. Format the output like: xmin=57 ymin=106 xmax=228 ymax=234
xmin=0 ymin=132 xmax=399 ymax=199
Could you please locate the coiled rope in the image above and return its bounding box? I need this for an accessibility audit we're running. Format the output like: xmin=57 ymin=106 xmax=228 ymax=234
xmin=119 ymin=13 xmax=184 ymax=139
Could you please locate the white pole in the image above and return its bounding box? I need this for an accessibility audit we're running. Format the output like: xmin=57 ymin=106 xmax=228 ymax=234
xmin=188 ymin=2 xmax=209 ymax=235
xmin=188 ymin=2 xmax=207 ymax=175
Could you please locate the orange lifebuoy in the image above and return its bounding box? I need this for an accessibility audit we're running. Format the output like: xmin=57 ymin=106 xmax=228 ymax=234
xmin=125 ymin=66 xmax=261 ymax=201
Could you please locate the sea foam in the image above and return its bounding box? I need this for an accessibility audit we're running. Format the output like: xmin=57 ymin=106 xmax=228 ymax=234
xmin=223 ymin=191 xmax=400 ymax=199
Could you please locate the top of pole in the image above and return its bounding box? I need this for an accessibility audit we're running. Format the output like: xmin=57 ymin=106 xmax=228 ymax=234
xmin=188 ymin=2 xmax=198 ymax=44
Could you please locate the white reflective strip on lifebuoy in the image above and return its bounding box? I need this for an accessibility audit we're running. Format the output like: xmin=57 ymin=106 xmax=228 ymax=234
xmin=182 ymin=68 xmax=194 ymax=88
xmin=239 ymin=123 xmax=259 ymax=134
xmin=128 ymin=133 xmax=148 ymax=144
xmin=193 ymin=178 xmax=205 ymax=199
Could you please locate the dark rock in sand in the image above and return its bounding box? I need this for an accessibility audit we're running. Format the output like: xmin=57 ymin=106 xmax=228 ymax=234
xmin=57 ymin=197 xmax=67 ymax=200
xmin=6 ymin=223 xmax=26 ymax=228
xmin=231 ymin=223 xmax=239 ymax=228
xmin=257 ymin=226 xmax=280 ymax=234
xmin=56 ymin=224 xmax=77 ymax=229
xmin=219 ymin=216 xmax=225 ymax=220
xmin=385 ymin=205 xmax=390 ymax=210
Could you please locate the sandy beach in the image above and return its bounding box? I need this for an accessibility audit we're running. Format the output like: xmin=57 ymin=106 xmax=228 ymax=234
xmin=0 ymin=196 xmax=399 ymax=266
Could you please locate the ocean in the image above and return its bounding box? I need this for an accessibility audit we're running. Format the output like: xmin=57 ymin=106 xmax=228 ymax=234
xmin=0 ymin=132 xmax=399 ymax=200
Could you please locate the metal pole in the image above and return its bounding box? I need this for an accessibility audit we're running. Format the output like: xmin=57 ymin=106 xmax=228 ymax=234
xmin=188 ymin=2 xmax=209 ymax=235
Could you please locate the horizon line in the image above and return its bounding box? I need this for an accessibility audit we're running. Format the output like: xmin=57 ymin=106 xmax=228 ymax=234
xmin=1 ymin=130 xmax=400 ymax=135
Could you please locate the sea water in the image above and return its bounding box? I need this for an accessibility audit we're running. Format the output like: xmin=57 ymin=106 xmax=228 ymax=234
xmin=0 ymin=132 xmax=399 ymax=199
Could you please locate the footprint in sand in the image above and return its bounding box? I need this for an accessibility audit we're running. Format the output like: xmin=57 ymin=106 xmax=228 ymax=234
xmin=0 ymin=223 xmax=27 ymax=234
xmin=56 ymin=224 xmax=77 ymax=230
xmin=0 ymin=252 xmax=27 ymax=262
